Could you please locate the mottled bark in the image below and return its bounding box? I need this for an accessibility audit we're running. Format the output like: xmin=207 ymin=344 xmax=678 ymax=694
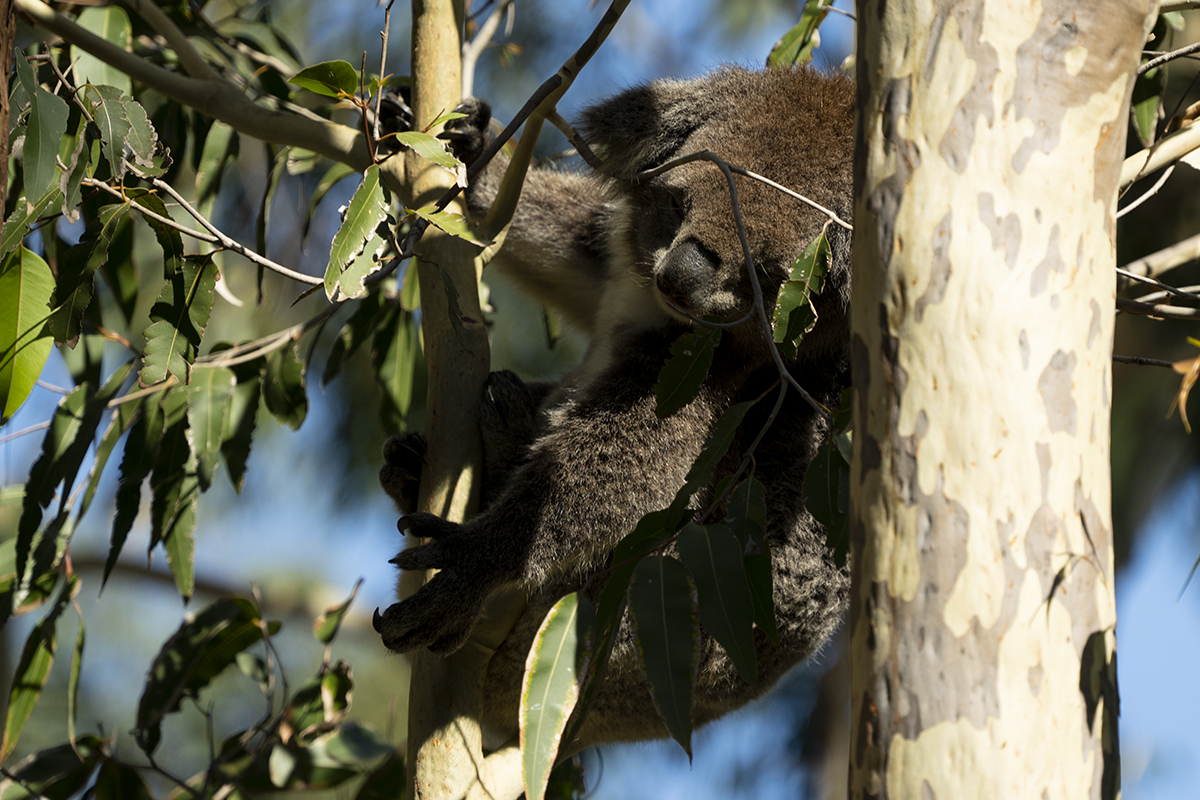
xmin=849 ymin=2 xmax=1154 ymax=798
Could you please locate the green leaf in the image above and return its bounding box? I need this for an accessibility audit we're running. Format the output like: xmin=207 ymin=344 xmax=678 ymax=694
xmin=0 ymin=246 xmax=55 ymax=423
xmin=289 ymin=60 xmax=360 ymax=97
xmin=628 ymin=555 xmax=698 ymax=759
xmin=269 ymin=744 xmax=296 ymax=788
xmin=284 ymin=661 xmax=352 ymax=741
xmin=71 ymin=6 xmax=133 ymax=94
xmin=400 ymin=263 xmax=420 ymax=311
xmin=186 ymin=366 xmax=236 ymax=491
xmin=263 ymin=342 xmax=308 ymax=429
xmin=726 ymin=476 xmax=777 ymax=641
xmin=408 ymin=205 xmax=482 ymax=244
xmin=521 ymin=593 xmax=594 ymax=800
xmin=322 ymin=293 xmax=387 ymax=386
xmin=653 ymin=326 xmax=721 ymax=419
xmin=48 ymin=203 xmax=129 ymax=346
xmin=325 ymin=165 xmax=390 ymax=300
xmin=372 ymin=307 xmax=420 ymax=433
xmin=677 ymin=524 xmax=757 ymax=683
xmin=148 ymin=411 xmax=198 ymax=599
xmin=804 ymin=432 xmax=851 ymax=569
xmin=392 ymin=131 xmax=462 ymax=174
xmin=92 ymin=760 xmax=152 ymax=800
xmin=772 ymin=231 xmax=830 ymax=358
xmin=84 ymin=85 xmax=131 ymax=178
xmin=0 ymin=736 xmax=104 ymax=800
xmin=1 ymin=190 xmax=58 ymax=258
xmin=14 ymin=53 xmax=69 ymax=204
xmin=1132 ymin=16 xmax=1171 ymax=148
xmin=313 ymin=580 xmax=361 ymax=645
xmin=256 ymin=144 xmax=288 ymax=268
xmin=310 ymin=721 xmax=392 ymax=766
xmin=136 ymin=597 xmax=278 ymax=756
xmin=106 ymin=398 xmax=165 ymax=589
xmin=67 ymin=606 xmax=84 ymax=745
xmin=666 ymin=400 xmax=755 ymax=519
xmin=58 ymin=116 xmax=93 ymax=221
xmin=195 ymin=121 xmax=236 ymax=204
xmin=140 ymin=254 xmax=218 ymax=386
xmin=1 ymin=574 xmax=79 ymax=762
xmin=220 ymin=361 xmax=261 ymax=493
xmin=767 ymin=0 xmax=832 ymax=68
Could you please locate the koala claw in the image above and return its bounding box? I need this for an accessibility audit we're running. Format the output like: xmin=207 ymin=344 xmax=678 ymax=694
xmin=374 ymin=570 xmax=486 ymax=654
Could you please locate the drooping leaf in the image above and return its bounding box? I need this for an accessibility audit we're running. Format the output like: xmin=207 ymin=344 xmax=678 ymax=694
xmin=1169 ymin=339 xmax=1200 ymax=433
xmin=288 ymin=60 xmax=360 ymax=97
xmin=195 ymin=121 xmax=236 ymax=204
xmin=67 ymin=592 xmax=85 ymax=746
xmin=256 ymin=144 xmax=288 ymax=270
xmin=322 ymin=293 xmax=387 ymax=386
xmin=48 ymin=203 xmax=128 ymax=346
xmin=628 ymin=555 xmax=698 ymax=759
xmin=148 ymin=410 xmax=198 ymax=599
xmin=140 ymin=254 xmax=218 ymax=386
xmin=1 ymin=575 xmax=80 ymax=762
xmin=106 ymin=397 xmax=165 ymax=589
xmin=325 ymin=165 xmax=390 ymax=300
xmin=313 ymin=580 xmax=361 ymax=645
xmin=220 ymin=360 xmax=262 ymax=493
xmin=58 ymin=116 xmax=93 ymax=221
xmin=0 ymin=246 xmax=55 ymax=423
xmin=128 ymin=191 xmax=184 ymax=282
xmin=84 ymin=85 xmax=131 ymax=178
xmin=725 ymin=476 xmax=777 ymax=641
xmin=767 ymin=0 xmax=832 ymax=68
xmin=521 ymin=593 xmax=594 ymax=800
xmin=653 ymin=326 xmax=721 ymax=419
xmin=186 ymin=366 xmax=236 ymax=491
xmin=14 ymin=53 xmax=69 ymax=205
xmin=91 ymin=759 xmax=152 ymax=800
xmin=1132 ymin=16 xmax=1171 ymax=148
xmin=677 ymin=524 xmax=757 ymax=683
xmin=71 ymin=6 xmax=133 ymax=94
xmin=263 ymin=342 xmax=308 ymax=429
xmin=136 ymin=597 xmax=279 ymax=755
xmin=372 ymin=306 xmax=420 ymax=433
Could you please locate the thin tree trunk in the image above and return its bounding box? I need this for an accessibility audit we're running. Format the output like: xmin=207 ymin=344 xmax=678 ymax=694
xmin=405 ymin=2 xmax=526 ymax=798
xmin=848 ymin=2 xmax=1154 ymax=797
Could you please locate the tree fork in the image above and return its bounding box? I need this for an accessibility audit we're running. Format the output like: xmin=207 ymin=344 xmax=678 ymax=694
xmin=849 ymin=2 xmax=1155 ymax=797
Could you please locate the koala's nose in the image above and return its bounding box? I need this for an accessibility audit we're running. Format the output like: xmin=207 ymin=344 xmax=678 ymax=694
xmin=657 ymin=238 xmax=720 ymax=312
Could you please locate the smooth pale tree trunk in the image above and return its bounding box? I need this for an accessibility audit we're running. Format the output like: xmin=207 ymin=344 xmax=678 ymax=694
xmin=849 ymin=2 xmax=1155 ymax=798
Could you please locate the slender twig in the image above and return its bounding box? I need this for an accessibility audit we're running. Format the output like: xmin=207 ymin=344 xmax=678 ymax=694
xmin=1131 ymin=284 xmax=1200 ymax=306
xmin=1113 ymin=354 xmax=1177 ymax=368
xmin=0 ymin=422 xmax=51 ymax=445
xmin=1140 ymin=41 xmax=1200 ymax=75
xmin=1117 ymin=297 xmax=1200 ymax=318
xmin=374 ymin=0 xmax=397 ymax=143
xmin=546 ymin=109 xmax=604 ymax=170
xmin=1121 ymin=118 xmax=1200 ymax=188
xmin=1117 ymin=164 xmax=1174 ymax=218
xmin=35 ymin=380 xmax=71 ymax=394
xmin=107 ymin=378 xmax=177 ymax=408
xmin=1119 ymin=229 xmax=1200 ymax=281
xmin=1162 ymin=0 xmax=1200 ymax=10
xmin=731 ymin=165 xmax=853 ymax=230
xmin=462 ymin=0 xmax=514 ymax=99
xmin=1116 ymin=266 xmax=1200 ymax=302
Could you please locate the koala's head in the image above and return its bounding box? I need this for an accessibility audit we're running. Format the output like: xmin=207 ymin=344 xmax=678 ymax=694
xmin=580 ymin=67 xmax=855 ymax=356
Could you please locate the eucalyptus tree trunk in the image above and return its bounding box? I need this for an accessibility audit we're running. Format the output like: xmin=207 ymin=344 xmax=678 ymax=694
xmin=849 ymin=2 xmax=1155 ymax=797
xmin=404 ymin=2 xmax=526 ymax=799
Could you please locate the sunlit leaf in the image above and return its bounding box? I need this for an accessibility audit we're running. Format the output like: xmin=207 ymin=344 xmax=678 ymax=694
xmin=521 ymin=593 xmax=593 ymax=800
xmin=71 ymin=6 xmax=133 ymax=94
xmin=408 ymin=205 xmax=482 ymax=244
xmin=1 ymin=190 xmax=58 ymax=258
xmin=186 ymin=366 xmax=236 ymax=491
xmin=135 ymin=597 xmax=278 ymax=755
xmin=772 ymin=231 xmax=830 ymax=358
xmin=0 ymin=246 xmax=55 ymax=423
xmin=140 ymin=255 xmax=218 ymax=386
xmin=391 ymin=131 xmax=463 ymax=177
xmin=313 ymin=580 xmax=361 ymax=645
xmin=1169 ymin=349 xmax=1200 ymax=433
xmin=653 ymin=326 xmax=721 ymax=419
xmin=767 ymin=0 xmax=832 ymax=68
xmin=289 ymin=60 xmax=360 ymax=97
xmin=325 ymin=166 xmax=390 ymax=300
xmin=628 ymin=555 xmax=698 ymax=759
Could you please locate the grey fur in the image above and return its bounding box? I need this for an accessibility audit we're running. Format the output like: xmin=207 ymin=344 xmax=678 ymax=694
xmin=376 ymin=66 xmax=855 ymax=749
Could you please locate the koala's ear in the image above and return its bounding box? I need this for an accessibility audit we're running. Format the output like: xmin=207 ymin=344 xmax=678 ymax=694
xmin=578 ymin=69 xmax=743 ymax=178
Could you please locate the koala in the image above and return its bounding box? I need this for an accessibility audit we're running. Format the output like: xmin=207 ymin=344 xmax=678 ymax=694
xmin=375 ymin=66 xmax=855 ymax=749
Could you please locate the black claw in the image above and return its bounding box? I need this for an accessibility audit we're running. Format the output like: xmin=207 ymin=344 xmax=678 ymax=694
xmin=372 ymin=608 xmax=385 ymax=633
xmin=397 ymin=517 xmax=407 ymax=534
xmin=388 ymin=552 xmax=404 ymax=566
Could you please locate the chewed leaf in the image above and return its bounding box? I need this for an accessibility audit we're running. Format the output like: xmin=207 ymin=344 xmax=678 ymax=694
xmin=772 ymin=231 xmax=830 ymax=358
xmin=289 ymin=60 xmax=360 ymax=97
xmin=325 ymin=166 xmax=390 ymax=300
xmin=767 ymin=0 xmax=831 ymax=68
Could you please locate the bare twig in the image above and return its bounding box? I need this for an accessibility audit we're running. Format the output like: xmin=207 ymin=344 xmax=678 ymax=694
xmin=1131 ymin=284 xmax=1200 ymax=306
xmin=1113 ymin=354 xmax=1177 ymax=368
xmin=0 ymin=422 xmax=51 ymax=445
xmin=373 ymin=0 xmax=397 ymax=143
xmin=1117 ymin=297 xmax=1200 ymax=319
xmin=1116 ymin=266 xmax=1200 ymax=302
xmin=462 ymin=0 xmax=514 ymax=99
xmin=1119 ymin=229 xmax=1200 ymax=281
xmin=1161 ymin=1 xmax=1200 ymax=10
xmin=1117 ymin=165 xmax=1174 ymax=218
xmin=1121 ymin=118 xmax=1200 ymax=188
xmin=546 ymin=109 xmax=604 ymax=170
xmin=1140 ymin=41 xmax=1200 ymax=75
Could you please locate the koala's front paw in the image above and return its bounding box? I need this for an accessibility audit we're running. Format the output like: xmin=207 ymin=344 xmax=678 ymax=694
xmin=439 ymin=98 xmax=491 ymax=166
xmin=374 ymin=514 xmax=492 ymax=654
xmin=379 ymin=432 xmax=427 ymax=515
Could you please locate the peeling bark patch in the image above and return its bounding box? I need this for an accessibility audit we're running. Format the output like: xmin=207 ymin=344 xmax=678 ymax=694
xmin=978 ymin=193 xmax=1021 ymax=270
xmin=1031 ymin=225 xmax=1065 ymax=297
xmin=1020 ymin=330 xmax=1030 ymax=370
xmin=915 ymin=212 xmax=952 ymax=322
xmin=1088 ymin=299 xmax=1101 ymax=349
xmin=1038 ymin=350 xmax=1077 ymax=434
xmin=936 ymin=4 xmax=1000 ymax=174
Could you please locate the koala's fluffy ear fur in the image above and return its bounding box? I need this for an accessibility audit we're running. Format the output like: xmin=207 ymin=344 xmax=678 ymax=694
xmin=578 ymin=71 xmax=736 ymax=177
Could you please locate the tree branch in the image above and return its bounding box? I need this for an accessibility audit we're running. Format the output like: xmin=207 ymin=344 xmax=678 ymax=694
xmin=118 ymin=0 xmax=220 ymax=80
xmin=15 ymin=0 xmax=371 ymax=168
xmin=1119 ymin=228 xmax=1200 ymax=281
xmin=1121 ymin=118 xmax=1200 ymax=188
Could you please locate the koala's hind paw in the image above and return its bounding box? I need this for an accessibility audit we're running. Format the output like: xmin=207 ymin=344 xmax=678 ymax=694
xmin=373 ymin=568 xmax=487 ymax=654
xmin=379 ymin=432 xmax=427 ymax=515
xmin=439 ymin=98 xmax=491 ymax=165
